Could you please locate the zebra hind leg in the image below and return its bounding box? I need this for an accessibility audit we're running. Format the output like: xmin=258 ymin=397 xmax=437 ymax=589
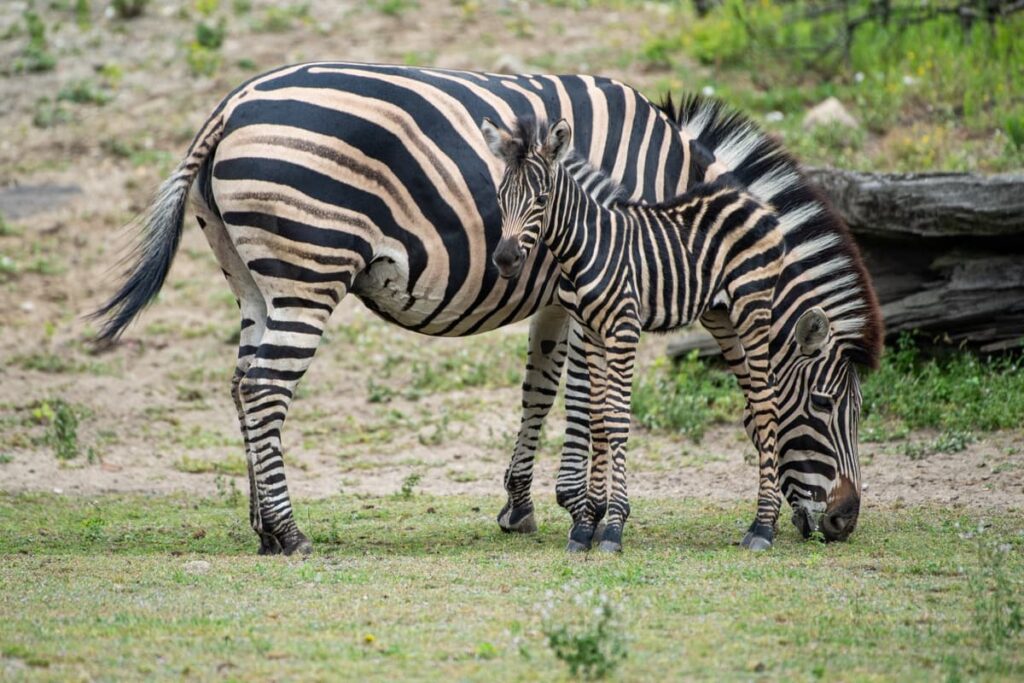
xmin=498 ymin=306 xmax=571 ymax=534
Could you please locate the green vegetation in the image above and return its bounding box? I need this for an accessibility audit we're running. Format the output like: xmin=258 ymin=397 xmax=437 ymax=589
xmin=15 ymin=6 xmax=57 ymax=73
xmin=174 ymin=454 xmax=247 ymax=475
xmin=642 ymin=0 xmax=1024 ymax=171
xmin=0 ymin=493 xmax=1021 ymax=679
xmin=32 ymin=398 xmax=81 ymax=461
xmin=632 ymin=352 xmax=744 ymax=441
xmin=541 ymin=588 xmax=627 ymax=679
xmin=633 ymin=337 xmax=1023 ymax=448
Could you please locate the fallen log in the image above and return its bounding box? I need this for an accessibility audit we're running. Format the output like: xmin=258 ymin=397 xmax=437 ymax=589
xmin=668 ymin=169 xmax=1024 ymax=359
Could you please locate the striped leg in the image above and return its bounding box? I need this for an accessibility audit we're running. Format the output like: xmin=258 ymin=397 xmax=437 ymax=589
xmin=700 ymin=310 xmax=758 ymax=447
xmin=730 ymin=304 xmax=782 ymax=551
xmin=555 ymin=321 xmax=595 ymax=534
xmin=596 ymin=325 xmax=639 ymax=553
xmin=192 ymin=200 xmax=273 ymax=551
xmin=566 ymin=330 xmax=611 ymax=552
xmin=498 ymin=305 xmax=570 ymax=534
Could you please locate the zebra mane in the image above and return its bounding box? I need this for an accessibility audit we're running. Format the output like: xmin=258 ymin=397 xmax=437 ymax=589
xmin=656 ymin=93 xmax=883 ymax=370
xmin=505 ymin=116 xmax=627 ymax=208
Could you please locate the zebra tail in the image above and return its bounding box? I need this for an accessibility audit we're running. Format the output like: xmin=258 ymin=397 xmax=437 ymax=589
xmin=91 ymin=116 xmax=225 ymax=342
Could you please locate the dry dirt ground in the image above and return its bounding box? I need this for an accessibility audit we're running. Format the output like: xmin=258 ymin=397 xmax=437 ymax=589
xmin=1 ymin=1 xmax=1022 ymax=520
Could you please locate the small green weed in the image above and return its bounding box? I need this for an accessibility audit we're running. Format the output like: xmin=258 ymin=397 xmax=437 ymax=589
xmin=371 ymin=0 xmax=418 ymax=17
xmin=175 ymin=455 xmax=247 ymax=476
xmin=399 ymin=472 xmax=422 ymax=499
xmin=16 ymin=8 xmax=57 ymax=73
xmin=253 ymin=4 xmax=310 ymax=32
xmin=57 ymin=79 xmax=112 ymax=106
xmin=0 ymin=454 xmax=13 ymax=465
xmin=32 ymin=98 xmax=73 ymax=129
xmin=541 ymin=587 xmax=628 ymax=680
xmin=33 ymin=399 xmax=81 ymax=461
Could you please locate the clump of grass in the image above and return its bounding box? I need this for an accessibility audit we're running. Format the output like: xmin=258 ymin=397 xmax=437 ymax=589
xmin=253 ymin=3 xmax=310 ymax=32
xmin=631 ymin=352 xmax=743 ymax=441
xmin=541 ymin=586 xmax=628 ymax=680
xmin=398 ymin=472 xmax=422 ymax=499
xmin=900 ymin=429 xmax=975 ymax=460
xmin=33 ymin=399 xmax=81 ymax=461
xmin=32 ymin=97 xmax=73 ymax=128
xmin=16 ymin=8 xmax=56 ymax=73
xmin=57 ymin=79 xmax=112 ymax=106
xmin=963 ymin=523 xmax=1023 ymax=649
xmin=862 ymin=334 xmax=1024 ymax=434
xmin=174 ymin=455 xmax=246 ymax=476
xmin=187 ymin=16 xmax=226 ymax=76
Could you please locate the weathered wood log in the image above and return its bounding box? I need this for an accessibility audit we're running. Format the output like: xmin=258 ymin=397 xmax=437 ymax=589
xmin=801 ymin=168 xmax=1024 ymax=238
xmin=668 ymin=168 xmax=1024 ymax=359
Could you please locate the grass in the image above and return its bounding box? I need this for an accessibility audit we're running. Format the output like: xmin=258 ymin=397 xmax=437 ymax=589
xmin=0 ymin=493 xmax=1021 ymax=680
xmin=633 ymin=338 xmax=1024 ymax=447
xmin=641 ymin=0 xmax=1024 ymax=172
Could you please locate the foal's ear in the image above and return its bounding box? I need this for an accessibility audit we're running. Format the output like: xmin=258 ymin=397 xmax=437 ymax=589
xmin=542 ymin=119 xmax=572 ymax=167
xmin=795 ymin=307 xmax=830 ymax=355
xmin=481 ymin=118 xmax=515 ymax=162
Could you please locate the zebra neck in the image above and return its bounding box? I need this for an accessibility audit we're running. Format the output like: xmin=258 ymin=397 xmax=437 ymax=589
xmin=547 ymin=166 xmax=636 ymax=291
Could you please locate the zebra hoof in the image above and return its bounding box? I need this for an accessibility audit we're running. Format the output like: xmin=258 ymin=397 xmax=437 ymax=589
xmin=281 ymin=530 xmax=313 ymax=557
xmin=597 ymin=540 xmax=622 ymax=553
xmin=257 ymin=535 xmax=282 ymax=555
xmin=740 ymin=522 xmax=774 ymax=551
xmin=497 ymin=501 xmax=537 ymax=534
xmin=566 ymin=524 xmax=596 ymax=553
xmin=566 ymin=539 xmax=590 ymax=553
xmin=598 ymin=525 xmax=623 ymax=553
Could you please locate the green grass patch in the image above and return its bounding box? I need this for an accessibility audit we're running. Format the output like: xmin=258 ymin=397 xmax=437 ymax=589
xmin=0 ymin=493 xmax=1021 ymax=679
xmin=174 ymin=454 xmax=247 ymax=476
xmin=632 ymin=352 xmax=744 ymax=440
xmin=634 ymin=340 xmax=1023 ymax=444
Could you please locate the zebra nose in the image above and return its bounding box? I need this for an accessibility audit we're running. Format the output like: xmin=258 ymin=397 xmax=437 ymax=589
xmin=493 ymin=239 xmax=524 ymax=278
xmin=821 ymin=494 xmax=860 ymax=542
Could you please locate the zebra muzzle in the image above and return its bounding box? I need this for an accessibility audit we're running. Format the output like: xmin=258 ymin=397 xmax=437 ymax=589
xmin=493 ymin=238 xmax=525 ymax=278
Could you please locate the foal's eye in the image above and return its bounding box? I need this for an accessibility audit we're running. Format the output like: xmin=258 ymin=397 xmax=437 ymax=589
xmin=810 ymin=392 xmax=834 ymax=413
xmin=535 ymin=194 xmax=548 ymax=208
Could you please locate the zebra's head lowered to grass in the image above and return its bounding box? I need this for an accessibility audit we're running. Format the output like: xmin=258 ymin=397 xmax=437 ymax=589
xmin=481 ymin=116 xmax=574 ymax=279
xmin=482 ymin=110 xmax=882 ymax=544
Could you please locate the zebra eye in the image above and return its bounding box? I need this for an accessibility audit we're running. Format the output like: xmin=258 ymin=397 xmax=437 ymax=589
xmin=810 ymin=392 xmax=834 ymax=413
xmin=535 ymin=194 xmax=548 ymax=208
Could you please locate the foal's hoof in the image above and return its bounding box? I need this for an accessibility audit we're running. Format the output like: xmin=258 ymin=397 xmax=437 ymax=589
xmin=497 ymin=501 xmax=538 ymax=534
xmin=282 ymin=534 xmax=314 ymax=556
xmin=597 ymin=525 xmax=623 ymax=553
xmin=740 ymin=522 xmax=774 ymax=552
xmin=566 ymin=524 xmax=596 ymax=553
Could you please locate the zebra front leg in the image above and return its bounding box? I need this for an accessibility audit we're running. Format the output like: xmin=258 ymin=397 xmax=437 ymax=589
xmin=555 ymin=320 xmax=597 ymax=542
xmin=595 ymin=326 xmax=638 ymax=553
xmin=565 ymin=332 xmax=610 ymax=552
xmin=498 ymin=306 xmax=570 ymax=534
xmin=731 ymin=307 xmax=782 ymax=551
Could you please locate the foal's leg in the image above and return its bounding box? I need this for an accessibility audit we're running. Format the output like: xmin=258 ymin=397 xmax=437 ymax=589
xmin=555 ymin=320 xmax=596 ymax=535
xmin=729 ymin=300 xmax=782 ymax=551
xmin=596 ymin=323 xmax=640 ymax=553
xmin=498 ymin=305 xmax=570 ymax=533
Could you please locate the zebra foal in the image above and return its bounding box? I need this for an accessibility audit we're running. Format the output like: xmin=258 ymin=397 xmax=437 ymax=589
xmin=482 ymin=116 xmax=790 ymax=552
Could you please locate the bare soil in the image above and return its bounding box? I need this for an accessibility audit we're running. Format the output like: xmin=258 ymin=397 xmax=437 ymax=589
xmin=1 ymin=1 xmax=1021 ymax=517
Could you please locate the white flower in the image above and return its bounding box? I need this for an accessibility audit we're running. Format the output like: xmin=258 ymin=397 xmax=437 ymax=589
xmin=702 ymin=85 xmax=715 ymax=97
xmin=765 ymin=111 xmax=784 ymax=123
xmin=854 ymin=72 xmax=865 ymax=83
xmin=902 ymin=75 xmax=917 ymax=86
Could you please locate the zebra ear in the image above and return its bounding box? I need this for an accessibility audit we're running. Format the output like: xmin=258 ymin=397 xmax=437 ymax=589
xmin=795 ymin=307 xmax=830 ymax=355
xmin=481 ymin=118 xmax=513 ymax=161
xmin=542 ymin=119 xmax=572 ymax=166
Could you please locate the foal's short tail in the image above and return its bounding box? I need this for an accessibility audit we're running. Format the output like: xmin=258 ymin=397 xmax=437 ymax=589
xmin=91 ymin=115 xmax=225 ymax=342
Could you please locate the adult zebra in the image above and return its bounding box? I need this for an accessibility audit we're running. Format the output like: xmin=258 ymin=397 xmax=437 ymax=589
xmin=93 ymin=62 xmax=880 ymax=555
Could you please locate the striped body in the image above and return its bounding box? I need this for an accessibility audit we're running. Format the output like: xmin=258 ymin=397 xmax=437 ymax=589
xmin=94 ymin=62 xmax=880 ymax=553
xmin=485 ymin=117 xmax=785 ymax=550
